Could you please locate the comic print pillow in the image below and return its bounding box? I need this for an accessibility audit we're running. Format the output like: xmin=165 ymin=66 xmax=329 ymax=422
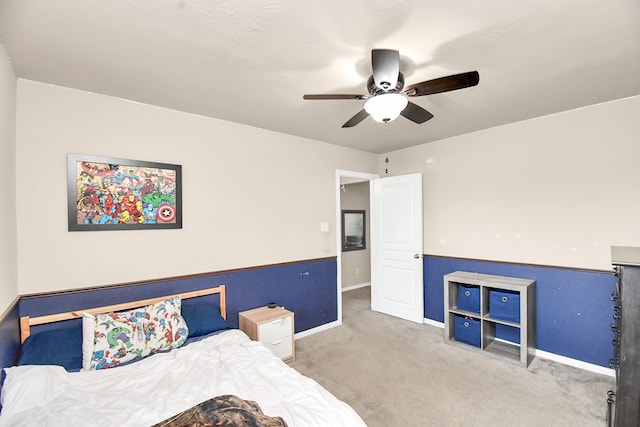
xmin=81 ymin=296 xmax=189 ymax=371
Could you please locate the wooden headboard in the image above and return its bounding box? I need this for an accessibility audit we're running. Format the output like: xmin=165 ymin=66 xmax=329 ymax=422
xmin=19 ymin=285 xmax=226 ymax=343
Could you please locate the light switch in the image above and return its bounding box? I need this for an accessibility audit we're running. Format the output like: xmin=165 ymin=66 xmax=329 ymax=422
xmin=320 ymin=222 xmax=329 ymax=233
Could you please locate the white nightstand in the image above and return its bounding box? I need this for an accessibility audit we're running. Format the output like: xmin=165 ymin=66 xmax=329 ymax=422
xmin=239 ymin=306 xmax=295 ymax=361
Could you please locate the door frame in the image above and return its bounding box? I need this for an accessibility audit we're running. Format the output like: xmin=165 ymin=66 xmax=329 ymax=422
xmin=335 ymin=169 xmax=379 ymax=325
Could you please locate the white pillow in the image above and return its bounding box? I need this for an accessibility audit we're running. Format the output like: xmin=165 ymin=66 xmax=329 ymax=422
xmin=81 ymin=296 xmax=188 ymax=370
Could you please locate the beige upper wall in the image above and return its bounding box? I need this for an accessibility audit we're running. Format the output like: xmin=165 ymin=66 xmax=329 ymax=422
xmin=384 ymin=95 xmax=640 ymax=270
xmin=0 ymin=44 xmax=17 ymax=312
xmin=11 ymin=76 xmax=640 ymax=297
xmin=15 ymin=79 xmax=378 ymax=295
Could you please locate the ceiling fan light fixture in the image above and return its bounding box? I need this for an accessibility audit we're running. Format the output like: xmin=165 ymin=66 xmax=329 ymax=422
xmin=364 ymin=93 xmax=408 ymax=123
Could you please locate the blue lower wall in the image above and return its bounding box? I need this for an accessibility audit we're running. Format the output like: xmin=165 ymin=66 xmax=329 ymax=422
xmin=0 ymin=258 xmax=338 ymax=376
xmin=18 ymin=257 xmax=338 ymax=334
xmin=424 ymin=255 xmax=617 ymax=367
xmin=1 ymin=255 xmax=617 ymax=375
xmin=2 ymin=257 xmax=337 ymax=374
xmin=0 ymin=302 xmax=20 ymax=385
xmin=0 ymin=258 xmax=338 ymax=374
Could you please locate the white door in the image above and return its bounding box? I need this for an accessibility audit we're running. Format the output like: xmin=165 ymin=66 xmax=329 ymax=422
xmin=370 ymin=173 xmax=424 ymax=323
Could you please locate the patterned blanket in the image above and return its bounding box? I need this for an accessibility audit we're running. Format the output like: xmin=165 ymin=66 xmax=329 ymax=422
xmin=152 ymin=395 xmax=288 ymax=427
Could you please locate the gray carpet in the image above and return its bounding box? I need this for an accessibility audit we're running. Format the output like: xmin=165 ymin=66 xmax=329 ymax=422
xmin=290 ymin=287 xmax=614 ymax=427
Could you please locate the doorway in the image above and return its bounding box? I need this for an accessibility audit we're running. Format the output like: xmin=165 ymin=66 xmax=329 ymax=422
xmin=335 ymin=170 xmax=379 ymax=325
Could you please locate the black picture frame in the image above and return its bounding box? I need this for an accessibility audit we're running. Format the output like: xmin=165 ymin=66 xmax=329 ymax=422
xmin=67 ymin=153 xmax=182 ymax=231
xmin=342 ymin=210 xmax=366 ymax=251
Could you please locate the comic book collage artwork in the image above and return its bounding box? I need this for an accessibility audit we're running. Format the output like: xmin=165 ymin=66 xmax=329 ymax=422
xmin=68 ymin=154 xmax=182 ymax=231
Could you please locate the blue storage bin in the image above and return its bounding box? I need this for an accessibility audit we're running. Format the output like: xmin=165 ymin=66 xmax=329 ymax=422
xmin=457 ymin=284 xmax=480 ymax=313
xmin=489 ymin=289 xmax=521 ymax=323
xmin=454 ymin=315 xmax=481 ymax=347
xmin=495 ymin=323 xmax=521 ymax=344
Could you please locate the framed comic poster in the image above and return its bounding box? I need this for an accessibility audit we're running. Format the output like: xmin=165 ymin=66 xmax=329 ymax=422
xmin=67 ymin=154 xmax=182 ymax=231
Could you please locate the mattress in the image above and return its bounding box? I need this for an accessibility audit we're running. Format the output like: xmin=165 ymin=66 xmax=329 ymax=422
xmin=0 ymin=329 xmax=366 ymax=426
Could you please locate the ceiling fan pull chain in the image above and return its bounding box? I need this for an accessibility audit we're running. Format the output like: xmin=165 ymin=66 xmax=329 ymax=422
xmin=384 ymin=123 xmax=390 ymax=174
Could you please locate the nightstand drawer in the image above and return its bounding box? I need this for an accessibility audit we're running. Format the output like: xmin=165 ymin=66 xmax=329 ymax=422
xmin=263 ymin=335 xmax=293 ymax=360
xmin=259 ymin=316 xmax=292 ymax=343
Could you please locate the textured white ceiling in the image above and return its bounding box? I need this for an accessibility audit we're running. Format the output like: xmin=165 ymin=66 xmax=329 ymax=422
xmin=1 ymin=0 xmax=639 ymax=153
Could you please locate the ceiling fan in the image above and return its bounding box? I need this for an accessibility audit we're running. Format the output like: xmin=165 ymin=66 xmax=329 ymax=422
xmin=303 ymin=49 xmax=479 ymax=128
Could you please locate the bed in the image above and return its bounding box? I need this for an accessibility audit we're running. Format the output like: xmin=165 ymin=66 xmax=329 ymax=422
xmin=0 ymin=286 xmax=366 ymax=426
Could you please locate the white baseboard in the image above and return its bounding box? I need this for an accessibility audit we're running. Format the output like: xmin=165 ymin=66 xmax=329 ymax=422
xmin=534 ymin=349 xmax=615 ymax=377
xmin=294 ymin=320 xmax=342 ymax=340
xmin=342 ymin=282 xmax=371 ymax=292
xmin=423 ymin=318 xmax=444 ymax=328
xmin=422 ymin=318 xmax=614 ymax=377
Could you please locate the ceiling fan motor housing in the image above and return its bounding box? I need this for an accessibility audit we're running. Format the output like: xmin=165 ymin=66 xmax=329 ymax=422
xmin=368 ymin=72 xmax=405 ymax=95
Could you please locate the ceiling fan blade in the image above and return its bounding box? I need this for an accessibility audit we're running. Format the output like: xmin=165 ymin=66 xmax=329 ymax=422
xmin=371 ymin=49 xmax=400 ymax=91
xmin=405 ymin=71 xmax=479 ymax=97
xmin=303 ymin=94 xmax=366 ymax=100
xmin=342 ymin=109 xmax=369 ymax=128
xmin=401 ymin=102 xmax=434 ymax=124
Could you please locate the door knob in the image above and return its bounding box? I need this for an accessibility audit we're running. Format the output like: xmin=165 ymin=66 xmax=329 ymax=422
xmin=414 ymin=254 xmax=421 ymax=259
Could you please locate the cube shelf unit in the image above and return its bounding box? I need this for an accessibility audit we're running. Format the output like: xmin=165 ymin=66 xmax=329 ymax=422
xmin=443 ymin=271 xmax=536 ymax=367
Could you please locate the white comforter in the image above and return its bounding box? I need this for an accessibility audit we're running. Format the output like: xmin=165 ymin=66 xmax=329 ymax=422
xmin=0 ymin=329 xmax=366 ymax=427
